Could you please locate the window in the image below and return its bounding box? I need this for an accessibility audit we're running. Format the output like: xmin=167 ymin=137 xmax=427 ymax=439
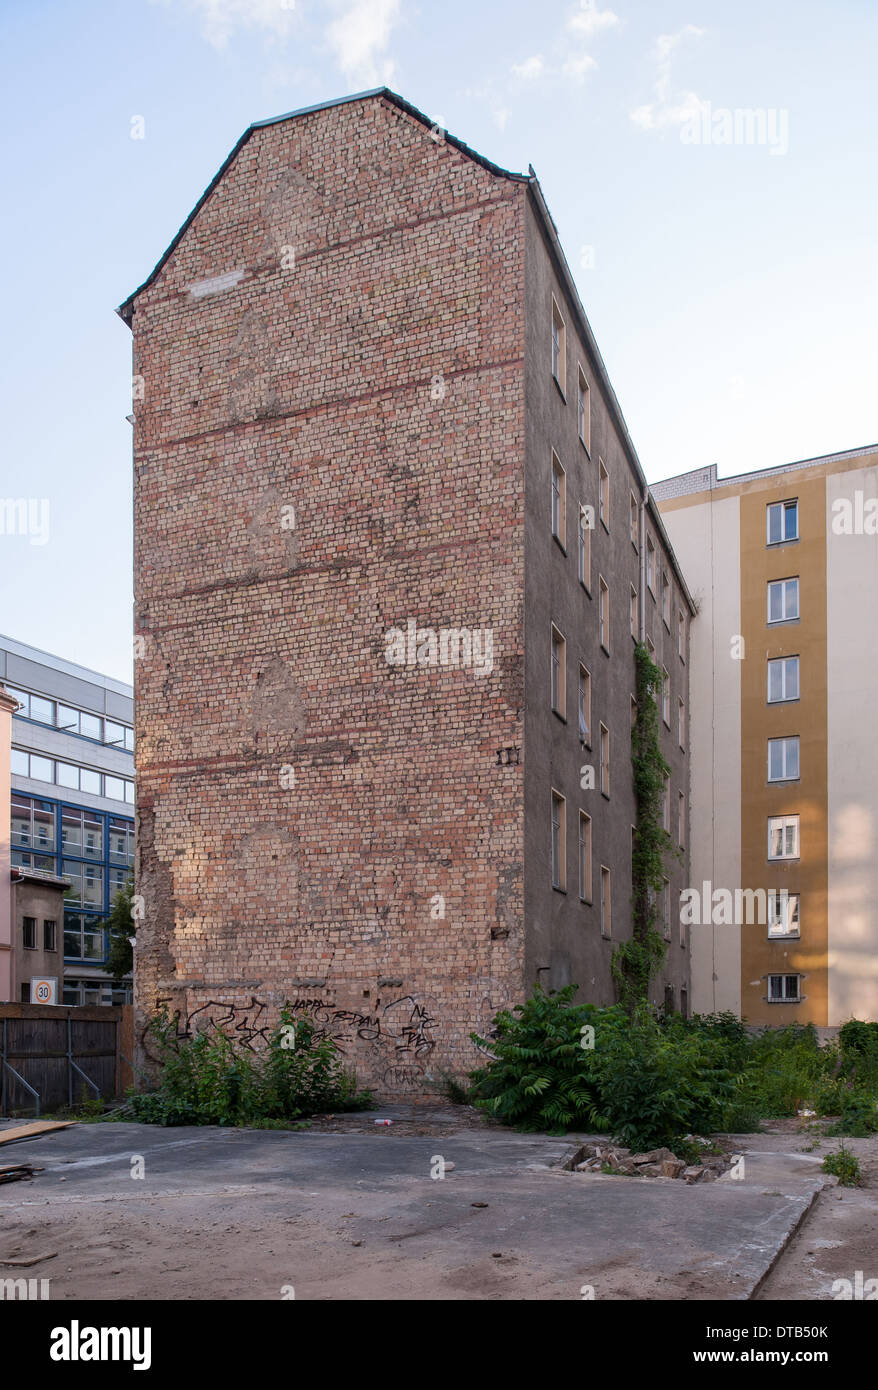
xmin=599 ymin=460 xmax=609 ymax=529
xmin=63 ymin=913 xmax=105 ymax=961
xmin=768 ymin=892 xmax=800 ymax=938
xmin=678 ymin=698 xmax=685 ymax=749
xmin=646 ymin=535 xmax=655 ymax=593
xmin=11 ymin=795 xmax=55 ymax=854
xmin=109 ymin=865 xmax=130 ymax=901
xmin=577 ymin=367 xmax=590 ymax=451
xmin=662 ymin=773 xmax=670 ymax=830
xmin=63 ymin=861 xmax=104 ymax=909
xmin=767 ymin=577 xmax=799 ymax=623
xmin=767 ymin=499 xmax=798 ymax=545
xmin=30 ymin=695 xmax=54 ymax=725
xmin=630 ymin=493 xmax=639 ymax=547
xmin=579 ymin=812 xmax=592 ymax=902
xmin=551 ymin=625 xmax=567 ymax=718
xmin=600 ymin=866 xmax=611 ymax=937
xmin=678 ymin=610 xmax=685 ymax=660
xmin=62 ymin=808 xmax=103 ymax=860
xmin=551 ymin=297 xmax=566 ymax=393
xmin=661 ymin=571 xmax=671 ymax=627
xmin=44 ymin=920 xmax=57 ymax=951
xmin=768 ymin=736 xmax=800 ymax=782
xmin=551 ymin=791 xmax=566 ymax=890
xmin=578 ymin=665 xmax=591 ymax=745
xmin=678 ymin=791 xmax=685 ymax=848
xmin=661 ymin=667 xmax=670 ymax=725
xmin=30 ymin=754 xmax=54 ymax=783
xmin=104 ymin=776 xmax=126 ymax=801
xmin=551 ymin=451 xmax=566 ymax=545
xmin=22 ymin=917 xmax=36 ymax=950
xmin=577 ymin=504 xmax=591 ymax=588
xmin=662 ymin=878 xmax=671 ymax=941
xmin=57 ymin=761 xmax=80 ymax=790
xmin=599 ymin=577 xmax=609 ymax=651
xmin=630 ymin=585 xmax=638 ymax=639
xmin=109 ymin=817 xmax=135 ymax=866
xmin=600 ymin=723 xmax=610 ymax=796
xmin=768 ymin=974 xmax=801 ymax=1003
xmin=768 ymin=814 xmax=800 ymax=860
xmin=768 ymin=655 xmax=799 ymax=703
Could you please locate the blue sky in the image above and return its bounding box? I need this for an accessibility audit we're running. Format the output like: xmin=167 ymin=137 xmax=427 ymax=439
xmin=1 ymin=0 xmax=876 ymax=682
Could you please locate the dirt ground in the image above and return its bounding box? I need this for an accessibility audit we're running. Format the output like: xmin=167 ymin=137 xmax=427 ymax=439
xmin=1 ymin=1107 xmax=874 ymax=1301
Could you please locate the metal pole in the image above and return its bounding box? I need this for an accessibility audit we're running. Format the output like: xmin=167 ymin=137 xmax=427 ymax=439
xmin=1 ymin=1018 xmax=6 ymax=1118
xmin=67 ymin=1012 xmax=72 ymax=1108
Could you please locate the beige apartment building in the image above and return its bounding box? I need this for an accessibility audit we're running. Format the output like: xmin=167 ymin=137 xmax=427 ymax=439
xmin=652 ymin=443 xmax=878 ymax=1027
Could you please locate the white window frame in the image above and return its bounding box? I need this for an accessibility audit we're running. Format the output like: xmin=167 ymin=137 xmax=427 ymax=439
xmin=599 ymin=576 xmax=609 ymax=651
xmin=768 ymin=891 xmax=800 ymax=938
xmin=767 ymin=577 xmax=799 ymax=624
xmin=768 ymin=814 xmax=800 ymax=861
xmin=768 ymin=736 xmax=800 ymax=782
xmin=578 ymin=664 xmax=591 ymax=746
xmin=577 ymin=366 xmax=590 ymax=452
xmin=579 ymin=811 xmax=592 ymax=903
xmin=551 ymin=451 xmax=566 ymax=546
xmin=551 ymin=625 xmax=567 ymax=719
xmin=767 ymin=655 xmax=799 ymax=703
xmin=551 ymin=297 xmax=566 ymax=394
xmin=551 ymin=790 xmax=566 ymax=890
xmin=767 ymin=499 xmax=799 ymax=546
xmin=768 ymin=973 xmax=801 ymax=1003
xmin=600 ymin=865 xmax=611 ymax=937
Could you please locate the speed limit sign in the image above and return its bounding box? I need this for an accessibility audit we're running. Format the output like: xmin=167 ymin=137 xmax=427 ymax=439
xmin=31 ymin=978 xmax=58 ymax=1005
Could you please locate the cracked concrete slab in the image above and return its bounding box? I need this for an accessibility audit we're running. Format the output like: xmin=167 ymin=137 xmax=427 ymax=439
xmin=0 ymin=1118 xmax=833 ymax=1300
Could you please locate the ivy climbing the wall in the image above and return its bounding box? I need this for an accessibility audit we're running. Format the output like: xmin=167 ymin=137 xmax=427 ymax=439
xmin=612 ymin=641 xmax=679 ymax=1013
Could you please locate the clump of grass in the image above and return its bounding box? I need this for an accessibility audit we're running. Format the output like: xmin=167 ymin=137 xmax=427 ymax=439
xmin=821 ymin=1144 xmax=860 ymax=1187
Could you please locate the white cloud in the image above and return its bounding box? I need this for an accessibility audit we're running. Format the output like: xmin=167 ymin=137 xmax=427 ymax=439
xmin=324 ymin=0 xmax=402 ymax=85
xmin=567 ymin=1 xmax=619 ymax=41
xmin=149 ymin=0 xmax=299 ymax=50
xmin=511 ymin=54 xmax=546 ymax=81
xmin=630 ymin=24 xmax=706 ymax=132
xmin=511 ymin=2 xmax=617 ymax=87
xmin=563 ymin=52 xmax=597 ymax=80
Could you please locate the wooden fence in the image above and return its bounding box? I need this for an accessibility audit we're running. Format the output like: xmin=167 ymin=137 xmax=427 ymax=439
xmin=0 ymin=1003 xmax=135 ymax=1117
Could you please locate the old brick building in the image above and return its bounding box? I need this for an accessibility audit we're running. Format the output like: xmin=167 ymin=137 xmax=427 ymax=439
xmin=120 ymin=89 xmax=692 ymax=1093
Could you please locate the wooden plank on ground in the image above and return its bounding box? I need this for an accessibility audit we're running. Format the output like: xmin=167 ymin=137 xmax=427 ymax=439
xmin=0 ymin=1121 xmax=76 ymax=1145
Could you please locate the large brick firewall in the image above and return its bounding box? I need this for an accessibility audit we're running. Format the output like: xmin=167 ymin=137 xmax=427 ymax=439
xmin=128 ymin=96 xmax=528 ymax=1093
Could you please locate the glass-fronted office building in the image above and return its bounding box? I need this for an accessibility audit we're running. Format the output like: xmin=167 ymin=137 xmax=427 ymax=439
xmin=1 ymin=635 xmax=134 ymax=1005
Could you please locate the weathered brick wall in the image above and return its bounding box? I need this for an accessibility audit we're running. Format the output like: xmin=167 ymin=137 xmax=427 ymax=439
xmin=128 ymin=95 xmax=528 ymax=1094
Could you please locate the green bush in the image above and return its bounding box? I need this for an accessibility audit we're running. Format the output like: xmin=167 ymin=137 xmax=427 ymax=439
xmin=468 ymin=985 xmax=620 ymax=1133
xmin=468 ymin=987 xmax=736 ymax=1147
xmin=595 ymin=1010 xmax=736 ymax=1148
xmin=470 ymin=989 xmax=878 ymax=1147
xmin=128 ymin=1007 xmax=373 ymax=1126
xmin=822 ymin=1144 xmax=860 ymax=1187
xmin=826 ymin=1091 xmax=878 ymax=1138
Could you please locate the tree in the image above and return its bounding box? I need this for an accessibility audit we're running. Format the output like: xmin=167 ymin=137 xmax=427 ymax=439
xmin=100 ymin=873 xmax=135 ymax=986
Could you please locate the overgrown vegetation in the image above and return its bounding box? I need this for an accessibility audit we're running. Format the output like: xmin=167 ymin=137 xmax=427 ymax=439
xmin=822 ymin=1145 xmax=861 ymax=1187
xmin=127 ymin=1007 xmax=373 ymax=1127
xmin=468 ymin=986 xmax=878 ymax=1148
xmin=99 ymin=872 xmax=135 ymax=986
xmin=613 ymin=643 xmax=677 ymax=1013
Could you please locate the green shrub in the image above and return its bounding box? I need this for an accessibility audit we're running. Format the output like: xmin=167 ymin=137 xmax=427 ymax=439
xmin=468 ymin=987 xmax=736 ymax=1147
xmin=594 ymin=1009 xmax=736 ymax=1149
xmin=822 ymin=1144 xmax=860 ymax=1187
xmin=468 ymin=985 xmax=620 ymax=1133
xmin=128 ymin=1006 xmax=373 ymax=1126
xmin=826 ymin=1091 xmax=878 ymax=1138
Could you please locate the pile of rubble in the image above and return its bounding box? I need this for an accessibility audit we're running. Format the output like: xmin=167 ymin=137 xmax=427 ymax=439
xmin=567 ymin=1142 xmax=733 ymax=1183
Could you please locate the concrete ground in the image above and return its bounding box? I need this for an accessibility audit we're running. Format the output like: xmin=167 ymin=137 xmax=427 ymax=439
xmin=0 ymin=1107 xmax=871 ymax=1300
